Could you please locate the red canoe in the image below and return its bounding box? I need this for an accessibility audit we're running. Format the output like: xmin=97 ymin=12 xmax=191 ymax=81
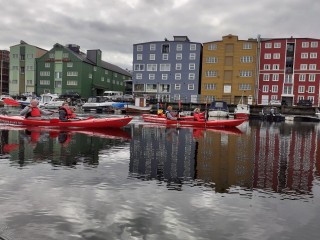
xmin=0 ymin=115 xmax=133 ymax=129
xmin=142 ymin=114 xmax=246 ymax=128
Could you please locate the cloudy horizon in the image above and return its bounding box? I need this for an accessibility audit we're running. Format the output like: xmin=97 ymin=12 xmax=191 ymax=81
xmin=1 ymin=0 xmax=320 ymax=70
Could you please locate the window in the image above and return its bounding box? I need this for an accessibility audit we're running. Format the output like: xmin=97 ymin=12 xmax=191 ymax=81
xmin=55 ymin=81 xmax=62 ymax=88
xmin=67 ymin=71 xmax=78 ymax=76
xmin=149 ymin=54 xmax=155 ymax=60
xmin=40 ymin=80 xmax=50 ymax=85
xmin=176 ymin=63 xmax=182 ymax=70
xmin=49 ymin=53 xmax=55 ymax=58
xmin=137 ymin=54 xmax=142 ymax=60
xmin=188 ymin=73 xmax=195 ymax=80
xmin=55 ymin=71 xmax=62 ymax=79
xmin=135 ymin=73 xmax=142 ymax=79
xmin=243 ymin=43 xmax=252 ymax=49
xmin=272 ymin=74 xmax=279 ymax=81
xmin=26 ymin=80 xmax=33 ymax=85
xmin=298 ymin=86 xmax=305 ymax=93
xmin=239 ymin=84 xmax=251 ymax=90
xmin=206 ymin=57 xmax=218 ymax=63
xmin=262 ymin=85 xmax=269 ymax=92
xmin=27 ymin=54 xmax=33 ymax=59
xmin=175 ymin=84 xmax=181 ymax=90
xmin=240 ymin=56 xmax=253 ymax=63
xmin=190 ymin=44 xmax=196 ymax=51
xmin=310 ymin=53 xmax=317 ymax=58
xmin=208 ymin=44 xmax=217 ymax=50
xmin=162 ymin=44 xmax=169 ymax=53
xmin=273 ymin=53 xmax=280 ymax=59
xmin=150 ymin=44 xmax=156 ymax=51
xmin=189 ymin=53 xmax=196 ymax=60
xmin=40 ymin=71 xmax=50 ymax=76
xmin=67 ymin=80 xmax=78 ymax=85
xmin=175 ymin=73 xmax=181 ymax=80
xmin=302 ymin=42 xmax=309 ymax=48
xmin=189 ymin=63 xmax=195 ymax=70
xmin=176 ymin=44 xmax=182 ymax=51
xmin=308 ymin=86 xmax=315 ymax=93
xmin=299 ymin=74 xmax=306 ymax=81
xmin=101 ymin=77 xmax=105 ymax=81
xmin=205 ymin=83 xmax=216 ymax=90
xmin=147 ymin=64 xmax=157 ymax=71
xmin=160 ymin=64 xmax=171 ymax=71
xmin=105 ymin=70 xmax=109 ymax=74
xmin=264 ymin=53 xmax=271 ymax=59
xmin=67 ymin=62 xmax=73 ymax=67
xmin=283 ymin=86 xmax=293 ymax=94
xmin=20 ymin=67 xmax=25 ymax=74
xmin=26 ymin=66 xmax=33 ymax=71
xmin=134 ymin=84 xmax=145 ymax=92
xmin=309 ymin=64 xmax=316 ymax=70
xmin=149 ymin=74 xmax=155 ymax=80
xmin=89 ymin=73 xmax=92 ymax=79
xmin=264 ymin=64 xmax=270 ymax=70
xmin=63 ymin=53 xmax=69 ymax=58
xmin=300 ymin=64 xmax=307 ymax=70
xmin=271 ymin=85 xmax=278 ymax=92
xmin=137 ymin=45 xmax=143 ymax=51
xmin=176 ymin=53 xmax=182 ymax=60
xmin=301 ymin=53 xmax=308 ymax=59
xmin=311 ymin=42 xmax=318 ymax=48
xmin=162 ymin=74 xmax=168 ymax=80
xmin=265 ymin=43 xmax=272 ymax=48
xmin=93 ymin=66 xmax=97 ymax=71
xmin=239 ymin=70 xmax=252 ymax=77
xmin=188 ymin=84 xmax=194 ymax=90
xmin=273 ymin=64 xmax=279 ymax=70
xmin=274 ymin=42 xmax=281 ymax=48
xmin=162 ymin=54 xmax=168 ymax=60
xmin=134 ymin=64 xmax=145 ymax=71
xmin=285 ymin=74 xmax=292 ymax=83
xmin=309 ymin=74 xmax=315 ymax=81
xmin=263 ymin=74 xmax=269 ymax=81
xmin=11 ymin=80 xmax=18 ymax=84
xmin=205 ymin=71 xmax=217 ymax=77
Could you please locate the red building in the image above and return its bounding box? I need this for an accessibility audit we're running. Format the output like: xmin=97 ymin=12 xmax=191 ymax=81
xmin=258 ymin=37 xmax=320 ymax=106
xmin=0 ymin=50 xmax=10 ymax=94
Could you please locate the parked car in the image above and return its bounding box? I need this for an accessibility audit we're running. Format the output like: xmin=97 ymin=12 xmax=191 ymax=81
xmin=269 ymin=100 xmax=281 ymax=106
xmin=297 ymin=99 xmax=312 ymax=106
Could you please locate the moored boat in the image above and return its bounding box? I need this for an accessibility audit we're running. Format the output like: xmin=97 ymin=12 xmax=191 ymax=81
xmin=0 ymin=115 xmax=133 ymax=129
xmin=234 ymin=97 xmax=250 ymax=119
xmin=208 ymin=100 xmax=229 ymax=118
xmin=142 ymin=114 xmax=245 ymax=128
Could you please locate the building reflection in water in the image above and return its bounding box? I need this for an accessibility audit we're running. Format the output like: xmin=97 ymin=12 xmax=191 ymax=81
xmin=129 ymin=122 xmax=320 ymax=197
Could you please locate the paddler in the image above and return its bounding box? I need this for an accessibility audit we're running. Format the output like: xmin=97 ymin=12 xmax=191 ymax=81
xmin=20 ymin=99 xmax=54 ymax=119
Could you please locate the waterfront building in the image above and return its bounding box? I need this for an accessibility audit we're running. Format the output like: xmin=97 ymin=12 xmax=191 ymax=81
xmin=132 ymin=36 xmax=202 ymax=103
xmin=0 ymin=50 xmax=10 ymax=94
xmin=36 ymin=43 xmax=131 ymax=99
xmin=9 ymin=41 xmax=47 ymax=96
xmin=258 ymin=37 xmax=320 ymax=106
xmin=201 ymin=35 xmax=257 ymax=104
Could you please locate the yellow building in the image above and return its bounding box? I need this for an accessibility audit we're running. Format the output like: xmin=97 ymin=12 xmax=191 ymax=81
xmin=201 ymin=34 xmax=257 ymax=104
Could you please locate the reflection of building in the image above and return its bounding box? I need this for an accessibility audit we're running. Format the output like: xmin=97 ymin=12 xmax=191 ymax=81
xmin=129 ymin=126 xmax=196 ymax=188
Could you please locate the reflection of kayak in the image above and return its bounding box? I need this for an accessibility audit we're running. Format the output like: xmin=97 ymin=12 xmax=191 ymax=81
xmin=0 ymin=125 xmax=131 ymax=141
xmin=142 ymin=114 xmax=245 ymax=128
xmin=0 ymin=115 xmax=132 ymax=129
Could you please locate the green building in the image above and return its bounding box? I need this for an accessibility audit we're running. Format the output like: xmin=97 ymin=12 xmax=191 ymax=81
xmin=9 ymin=40 xmax=48 ymax=96
xmin=36 ymin=43 xmax=131 ymax=99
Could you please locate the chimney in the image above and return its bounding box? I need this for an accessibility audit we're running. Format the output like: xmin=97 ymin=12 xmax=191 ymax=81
xmin=87 ymin=49 xmax=102 ymax=66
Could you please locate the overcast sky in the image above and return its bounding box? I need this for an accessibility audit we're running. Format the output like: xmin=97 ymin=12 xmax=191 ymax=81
xmin=1 ymin=0 xmax=319 ymax=70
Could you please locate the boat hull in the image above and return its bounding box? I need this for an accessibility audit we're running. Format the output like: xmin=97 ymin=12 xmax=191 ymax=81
xmin=142 ymin=114 xmax=245 ymax=128
xmin=0 ymin=115 xmax=132 ymax=129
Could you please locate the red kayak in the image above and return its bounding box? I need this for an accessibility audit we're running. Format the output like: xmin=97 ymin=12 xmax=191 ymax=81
xmin=142 ymin=114 xmax=246 ymax=128
xmin=0 ymin=115 xmax=133 ymax=129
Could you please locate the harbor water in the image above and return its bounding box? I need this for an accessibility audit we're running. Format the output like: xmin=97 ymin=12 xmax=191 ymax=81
xmin=0 ymin=116 xmax=319 ymax=240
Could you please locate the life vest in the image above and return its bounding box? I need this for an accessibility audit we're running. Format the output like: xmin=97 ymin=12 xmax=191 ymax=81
xmin=60 ymin=106 xmax=76 ymax=119
xmin=26 ymin=107 xmax=41 ymax=118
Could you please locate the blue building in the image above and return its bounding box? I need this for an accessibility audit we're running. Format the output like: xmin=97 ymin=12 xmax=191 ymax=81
xmin=132 ymin=36 xmax=202 ymax=103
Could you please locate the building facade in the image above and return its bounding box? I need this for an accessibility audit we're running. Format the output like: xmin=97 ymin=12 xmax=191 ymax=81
xmin=132 ymin=36 xmax=202 ymax=103
xmin=201 ymin=35 xmax=257 ymax=105
xmin=36 ymin=43 xmax=131 ymax=98
xmin=258 ymin=37 xmax=320 ymax=106
xmin=9 ymin=41 xmax=47 ymax=96
xmin=0 ymin=50 xmax=10 ymax=94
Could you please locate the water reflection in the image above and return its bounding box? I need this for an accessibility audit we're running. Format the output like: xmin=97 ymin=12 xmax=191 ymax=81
xmin=129 ymin=121 xmax=320 ymax=199
xmin=0 ymin=125 xmax=131 ymax=167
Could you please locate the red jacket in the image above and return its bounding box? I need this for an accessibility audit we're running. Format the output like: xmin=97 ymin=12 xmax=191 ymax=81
xmin=29 ymin=107 xmax=41 ymax=117
xmin=60 ymin=106 xmax=76 ymax=119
